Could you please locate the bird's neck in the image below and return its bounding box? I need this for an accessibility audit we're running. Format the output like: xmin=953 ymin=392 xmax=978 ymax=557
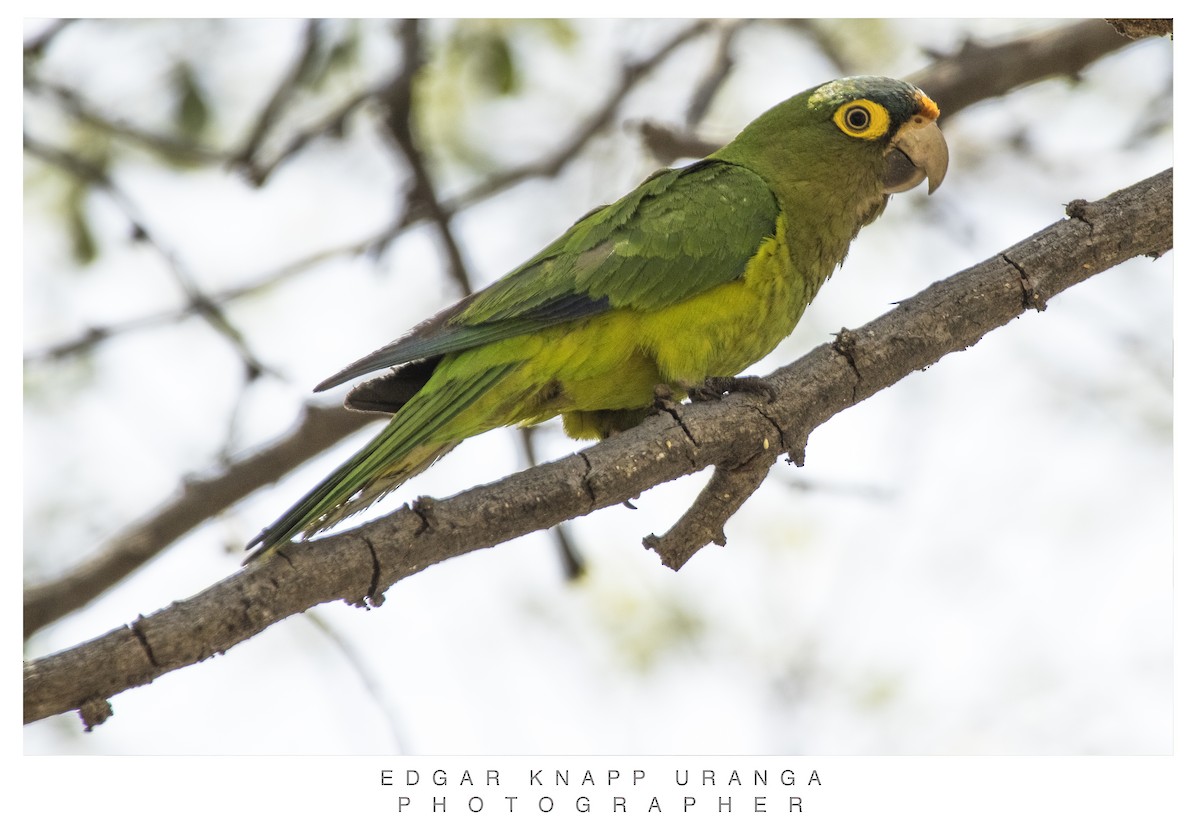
xmin=774 ymin=175 xmax=889 ymax=286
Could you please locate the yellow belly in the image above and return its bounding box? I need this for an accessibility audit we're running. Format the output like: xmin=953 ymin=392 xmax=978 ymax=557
xmin=438 ymin=214 xmax=819 ymax=439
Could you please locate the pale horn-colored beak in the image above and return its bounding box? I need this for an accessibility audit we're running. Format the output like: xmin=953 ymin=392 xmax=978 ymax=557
xmin=882 ymin=116 xmax=949 ymax=195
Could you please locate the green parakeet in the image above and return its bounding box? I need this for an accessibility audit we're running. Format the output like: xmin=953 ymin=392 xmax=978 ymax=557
xmin=246 ymin=75 xmax=948 ymax=560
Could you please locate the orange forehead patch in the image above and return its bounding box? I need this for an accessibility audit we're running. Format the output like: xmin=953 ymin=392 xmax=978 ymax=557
xmin=914 ymin=91 xmax=941 ymax=121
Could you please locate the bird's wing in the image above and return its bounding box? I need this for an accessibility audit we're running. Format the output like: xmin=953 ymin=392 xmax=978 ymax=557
xmin=315 ymin=159 xmax=779 ymax=391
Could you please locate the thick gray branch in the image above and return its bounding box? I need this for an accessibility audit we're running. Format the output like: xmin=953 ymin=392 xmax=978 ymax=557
xmin=23 ymin=168 xmax=1172 ymax=727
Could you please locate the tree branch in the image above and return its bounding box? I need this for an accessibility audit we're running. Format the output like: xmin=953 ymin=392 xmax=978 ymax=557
xmin=23 ymin=168 xmax=1172 ymax=727
xmin=684 ymin=19 xmax=749 ymax=128
xmin=239 ymin=88 xmax=373 ymax=187
xmin=908 ymin=18 xmax=1134 ymax=119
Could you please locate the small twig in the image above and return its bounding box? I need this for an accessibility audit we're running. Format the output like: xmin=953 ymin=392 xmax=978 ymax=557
xmin=242 ymin=88 xmax=374 ymax=186
xmin=302 ymin=610 xmax=410 ymax=752
xmin=378 ymin=19 xmax=473 ymax=297
xmin=685 ymin=20 xmax=748 ymax=128
xmin=183 ymin=290 xmax=275 ymax=383
xmin=637 ymin=121 xmax=721 ymax=166
xmin=644 ymin=450 xmax=776 ymax=570
xmin=23 ymin=221 xmax=403 ymax=365
xmin=25 ymin=75 xmax=226 ymax=165
xmin=23 ymin=132 xmax=113 ymax=188
xmin=784 ymin=475 xmax=895 ymax=501
xmin=230 ymin=19 xmax=324 ymax=171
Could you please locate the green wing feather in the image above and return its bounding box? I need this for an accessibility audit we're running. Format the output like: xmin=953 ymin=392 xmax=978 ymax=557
xmin=316 ymin=159 xmax=779 ymax=391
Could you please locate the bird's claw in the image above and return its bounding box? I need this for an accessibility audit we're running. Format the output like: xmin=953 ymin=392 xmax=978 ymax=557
xmin=653 ymin=383 xmax=681 ymax=413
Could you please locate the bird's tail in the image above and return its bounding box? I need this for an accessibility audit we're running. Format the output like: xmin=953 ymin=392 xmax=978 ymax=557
xmin=244 ymin=362 xmax=515 ymax=562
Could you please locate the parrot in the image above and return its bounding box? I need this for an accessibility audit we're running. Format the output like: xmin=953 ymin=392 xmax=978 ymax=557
xmin=245 ymin=75 xmax=948 ymax=561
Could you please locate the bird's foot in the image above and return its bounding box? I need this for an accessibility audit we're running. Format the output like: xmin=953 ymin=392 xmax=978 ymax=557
xmin=653 ymin=383 xmax=682 ymax=413
xmin=689 ymin=375 xmax=777 ymax=404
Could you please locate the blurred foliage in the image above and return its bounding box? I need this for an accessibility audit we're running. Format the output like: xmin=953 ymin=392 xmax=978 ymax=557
xmin=172 ymin=62 xmax=210 ymax=141
xmin=65 ymin=179 xmax=98 ymax=265
xmin=454 ymin=23 xmax=518 ymax=96
xmin=445 ymin=18 xmax=576 ymax=96
xmin=299 ymin=20 xmax=362 ymax=92
xmin=578 ymin=566 xmax=707 ymax=674
xmin=417 ymin=19 xmax=578 ymax=172
xmin=22 ymin=348 xmax=98 ymax=403
xmin=25 ymin=124 xmax=115 ymax=268
xmin=856 ymin=672 xmax=902 ymax=710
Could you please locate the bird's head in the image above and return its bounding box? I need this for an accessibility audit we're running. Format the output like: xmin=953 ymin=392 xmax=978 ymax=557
xmin=803 ymin=75 xmax=948 ymax=194
xmin=715 ymin=75 xmax=949 ymax=203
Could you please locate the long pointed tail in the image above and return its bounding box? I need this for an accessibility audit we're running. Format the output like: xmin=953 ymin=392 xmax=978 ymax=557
xmin=244 ymin=363 xmax=515 ymax=562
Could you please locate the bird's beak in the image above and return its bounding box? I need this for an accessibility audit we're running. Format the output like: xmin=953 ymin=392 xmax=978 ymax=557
xmin=883 ymin=109 xmax=949 ymax=195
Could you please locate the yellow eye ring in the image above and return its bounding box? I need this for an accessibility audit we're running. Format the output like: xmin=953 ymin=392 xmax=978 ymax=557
xmin=833 ymin=99 xmax=890 ymax=140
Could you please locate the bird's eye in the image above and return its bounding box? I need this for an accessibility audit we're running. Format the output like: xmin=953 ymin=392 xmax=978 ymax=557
xmin=833 ymin=99 xmax=890 ymax=140
xmin=844 ymin=106 xmax=871 ymax=131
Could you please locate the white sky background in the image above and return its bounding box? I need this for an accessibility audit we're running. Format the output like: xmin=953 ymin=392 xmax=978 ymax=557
xmin=22 ymin=19 xmax=1173 ymax=756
